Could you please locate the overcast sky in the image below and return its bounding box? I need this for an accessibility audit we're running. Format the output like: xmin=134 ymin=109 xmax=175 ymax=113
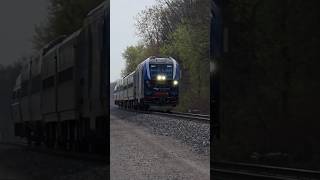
xmin=0 ymin=0 xmax=48 ymax=66
xmin=110 ymin=0 xmax=157 ymax=82
xmin=0 ymin=0 xmax=156 ymax=82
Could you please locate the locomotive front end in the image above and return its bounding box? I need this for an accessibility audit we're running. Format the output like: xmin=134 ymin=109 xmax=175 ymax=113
xmin=144 ymin=57 xmax=180 ymax=108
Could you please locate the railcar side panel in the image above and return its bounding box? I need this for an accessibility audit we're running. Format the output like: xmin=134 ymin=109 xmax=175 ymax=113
xmin=57 ymin=32 xmax=79 ymax=119
xmin=12 ymin=75 xmax=22 ymax=136
xmin=30 ymin=56 xmax=42 ymax=121
xmin=91 ymin=16 xmax=107 ymax=116
xmin=127 ymin=73 xmax=134 ymax=101
xmin=20 ymin=63 xmax=31 ymax=122
xmin=11 ymin=1 xmax=109 ymax=154
xmin=41 ymin=48 xmax=58 ymax=121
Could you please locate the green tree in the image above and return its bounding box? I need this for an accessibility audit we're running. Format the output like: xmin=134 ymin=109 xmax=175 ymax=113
xmin=32 ymin=0 xmax=106 ymax=50
xmin=123 ymin=0 xmax=211 ymax=113
xmin=121 ymin=45 xmax=145 ymax=77
xmin=121 ymin=43 xmax=161 ymax=77
xmin=161 ymin=23 xmax=209 ymax=112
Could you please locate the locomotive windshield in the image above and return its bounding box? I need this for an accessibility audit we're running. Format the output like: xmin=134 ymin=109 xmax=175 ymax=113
xmin=149 ymin=64 xmax=173 ymax=79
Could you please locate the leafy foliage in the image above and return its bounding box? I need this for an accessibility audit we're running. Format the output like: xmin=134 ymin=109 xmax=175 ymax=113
xmin=121 ymin=44 xmax=160 ymax=77
xmin=122 ymin=0 xmax=210 ymax=113
xmin=32 ymin=0 xmax=106 ymax=50
xmin=214 ymin=0 xmax=320 ymax=169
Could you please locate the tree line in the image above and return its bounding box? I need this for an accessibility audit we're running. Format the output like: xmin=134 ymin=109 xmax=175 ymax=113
xmin=121 ymin=0 xmax=211 ymax=113
xmin=33 ymin=0 xmax=105 ymax=50
xmin=214 ymin=0 xmax=320 ymax=170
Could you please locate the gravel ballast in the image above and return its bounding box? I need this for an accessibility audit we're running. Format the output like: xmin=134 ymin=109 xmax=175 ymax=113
xmin=111 ymin=107 xmax=210 ymax=156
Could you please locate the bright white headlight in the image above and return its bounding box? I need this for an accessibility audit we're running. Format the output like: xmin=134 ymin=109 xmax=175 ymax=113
xmin=157 ymin=75 xmax=162 ymax=81
xmin=162 ymin=76 xmax=166 ymax=80
xmin=173 ymin=80 xmax=178 ymax=85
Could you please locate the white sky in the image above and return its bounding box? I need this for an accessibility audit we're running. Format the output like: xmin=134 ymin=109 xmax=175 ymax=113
xmin=110 ymin=0 xmax=157 ymax=82
xmin=0 ymin=0 xmax=48 ymax=66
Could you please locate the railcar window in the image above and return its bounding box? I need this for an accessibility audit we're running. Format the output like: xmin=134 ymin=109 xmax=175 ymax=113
xmin=80 ymin=77 xmax=84 ymax=86
xmin=12 ymin=91 xmax=16 ymax=99
xmin=42 ymin=76 xmax=55 ymax=89
xmin=58 ymin=67 xmax=74 ymax=83
xmin=21 ymin=81 xmax=29 ymax=97
xmin=31 ymin=75 xmax=41 ymax=94
xmin=127 ymin=82 xmax=133 ymax=88
xmin=16 ymin=89 xmax=20 ymax=99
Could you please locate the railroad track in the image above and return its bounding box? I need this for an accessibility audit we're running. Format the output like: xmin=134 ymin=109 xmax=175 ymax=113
xmin=212 ymin=161 xmax=320 ymax=180
xmin=151 ymin=111 xmax=210 ymax=123
xmin=0 ymin=141 xmax=107 ymax=163
xmin=118 ymin=107 xmax=210 ymax=123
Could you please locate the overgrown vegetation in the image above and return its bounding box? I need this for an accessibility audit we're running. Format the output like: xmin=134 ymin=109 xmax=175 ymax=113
xmin=32 ymin=0 xmax=105 ymax=50
xmin=214 ymin=0 xmax=320 ymax=170
xmin=121 ymin=0 xmax=211 ymax=113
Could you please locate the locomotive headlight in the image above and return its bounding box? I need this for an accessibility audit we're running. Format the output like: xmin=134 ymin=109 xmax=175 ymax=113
xmin=157 ymin=75 xmax=166 ymax=81
xmin=173 ymin=80 xmax=178 ymax=86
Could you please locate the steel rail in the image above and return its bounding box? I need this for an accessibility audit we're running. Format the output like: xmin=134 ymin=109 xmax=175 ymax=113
xmin=212 ymin=161 xmax=320 ymax=180
xmin=151 ymin=111 xmax=210 ymax=123
xmin=212 ymin=168 xmax=296 ymax=180
xmin=119 ymin=107 xmax=211 ymax=123
xmin=170 ymin=111 xmax=210 ymax=118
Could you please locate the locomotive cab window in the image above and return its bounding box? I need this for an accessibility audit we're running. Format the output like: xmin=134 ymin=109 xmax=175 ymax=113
xmin=31 ymin=75 xmax=41 ymax=94
xmin=149 ymin=64 xmax=173 ymax=80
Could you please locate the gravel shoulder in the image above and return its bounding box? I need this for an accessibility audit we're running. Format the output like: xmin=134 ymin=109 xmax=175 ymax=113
xmin=111 ymin=106 xmax=210 ymax=156
xmin=110 ymin=111 xmax=210 ymax=180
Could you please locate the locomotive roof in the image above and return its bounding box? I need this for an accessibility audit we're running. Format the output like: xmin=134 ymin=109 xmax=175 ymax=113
xmin=41 ymin=2 xmax=108 ymax=57
xmin=148 ymin=57 xmax=174 ymax=64
xmin=60 ymin=29 xmax=81 ymax=46
xmin=87 ymin=1 xmax=107 ymax=17
xmin=42 ymin=29 xmax=81 ymax=58
xmin=42 ymin=35 xmax=67 ymax=56
xmin=142 ymin=56 xmax=177 ymax=65
xmin=122 ymin=71 xmax=135 ymax=79
xmin=134 ymin=56 xmax=178 ymax=71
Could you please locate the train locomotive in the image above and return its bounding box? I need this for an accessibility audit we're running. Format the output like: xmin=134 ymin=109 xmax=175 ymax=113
xmin=114 ymin=56 xmax=180 ymax=111
xmin=11 ymin=2 xmax=109 ymax=154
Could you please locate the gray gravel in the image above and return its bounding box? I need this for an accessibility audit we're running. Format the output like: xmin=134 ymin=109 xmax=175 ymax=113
xmin=111 ymin=107 xmax=210 ymax=156
xmin=110 ymin=115 xmax=210 ymax=180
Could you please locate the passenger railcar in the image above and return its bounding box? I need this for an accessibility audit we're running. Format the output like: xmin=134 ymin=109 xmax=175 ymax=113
xmin=11 ymin=1 xmax=109 ymax=154
xmin=114 ymin=56 xmax=180 ymax=111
